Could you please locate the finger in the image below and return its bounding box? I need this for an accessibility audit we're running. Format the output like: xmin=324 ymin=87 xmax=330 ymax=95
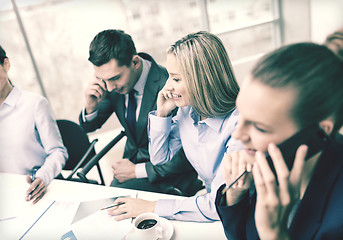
xmin=114 ymin=197 xmax=130 ymax=204
xmin=98 ymin=79 xmax=107 ymax=91
xmin=252 ymin=161 xmax=267 ymax=197
xmin=26 ymin=175 xmax=32 ymax=184
xmin=114 ymin=212 xmax=130 ymax=221
xmin=89 ymin=85 xmax=105 ymax=98
xmin=268 ymin=143 xmax=290 ymax=183
xmin=26 ymin=180 xmax=39 ymax=196
xmin=231 ymin=152 xmax=239 ymax=188
xmin=289 ymin=145 xmax=307 ymax=193
xmin=222 ymin=154 xmax=232 ymax=183
xmin=255 ymin=151 xmax=277 ymax=195
xmin=32 ymin=188 xmax=46 ymax=204
xmin=107 ymin=201 xmax=128 ymax=216
xmin=238 ymin=153 xmax=248 ymax=187
xmin=91 ymin=77 xmax=107 ymax=91
xmin=167 ymin=90 xmax=173 ymax=99
xmin=108 ymin=206 xmax=127 ymax=216
xmin=28 ymin=181 xmax=45 ymax=200
xmin=161 ymin=91 xmax=170 ymax=100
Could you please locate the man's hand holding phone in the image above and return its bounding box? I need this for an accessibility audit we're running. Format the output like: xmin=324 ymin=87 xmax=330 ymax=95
xmin=85 ymin=78 xmax=108 ymax=114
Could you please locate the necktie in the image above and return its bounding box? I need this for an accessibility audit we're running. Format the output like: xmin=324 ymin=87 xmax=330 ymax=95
xmin=127 ymin=89 xmax=137 ymax=140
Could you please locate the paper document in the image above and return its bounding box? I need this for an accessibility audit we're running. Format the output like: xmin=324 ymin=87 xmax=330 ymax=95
xmin=71 ymin=209 xmax=132 ymax=240
xmin=0 ymin=200 xmax=80 ymax=240
xmin=72 ymin=196 xmax=128 ymax=224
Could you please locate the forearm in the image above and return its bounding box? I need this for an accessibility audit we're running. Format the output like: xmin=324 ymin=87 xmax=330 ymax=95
xmin=148 ymin=111 xmax=182 ymax=165
xmin=38 ymin=148 xmax=67 ymax=185
xmin=155 ymin=195 xmax=219 ymax=222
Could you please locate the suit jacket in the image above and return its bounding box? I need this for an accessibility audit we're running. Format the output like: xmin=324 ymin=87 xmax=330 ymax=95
xmin=215 ymin=134 xmax=343 ymax=240
xmin=79 ymin=53 xmax=202 ymax=195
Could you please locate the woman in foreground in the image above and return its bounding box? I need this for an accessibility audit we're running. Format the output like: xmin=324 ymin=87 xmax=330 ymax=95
xmin=215 ymin=42 xmax=343 ymax=239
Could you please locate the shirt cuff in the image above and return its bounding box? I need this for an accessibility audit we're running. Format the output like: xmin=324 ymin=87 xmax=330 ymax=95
xmin=154 ymin=199 xmax=176 ymax=218
xmin=148 ymin=111 xmax=172 ymax=132
xmin=82 ymin=108 xmax=98 ymax=122
xmin=135 ymin=163 xmax=148 ymax=178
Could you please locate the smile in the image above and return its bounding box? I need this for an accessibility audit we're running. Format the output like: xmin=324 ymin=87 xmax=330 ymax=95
xmin=172 ymin=93 xmax=182 ymax=99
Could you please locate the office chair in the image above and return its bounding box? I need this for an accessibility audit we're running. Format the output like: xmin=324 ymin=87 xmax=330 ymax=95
xmin=76 ymin=130 xmax=204 ymax=197
xmin=56 ymin=119 xmax=105 ymax=185
xmin=77 ymin=131 xmax=126 ymax=184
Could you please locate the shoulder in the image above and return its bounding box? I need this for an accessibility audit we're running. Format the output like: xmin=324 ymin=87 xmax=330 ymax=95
xmin=16 ymin=87 xmax=47 ymax=107
xmin=139 ymin=52 xmax=168 ymax=77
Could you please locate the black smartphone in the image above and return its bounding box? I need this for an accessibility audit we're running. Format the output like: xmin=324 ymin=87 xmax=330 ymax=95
xmin=265 ymin=124 xmax=329 ymax=178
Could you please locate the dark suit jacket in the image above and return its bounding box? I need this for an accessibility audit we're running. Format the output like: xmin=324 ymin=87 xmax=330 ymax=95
xmin=215 ymin=135 xmax=343 ymax=240
xmin=79 ymin=53 xmax=202 ymax=196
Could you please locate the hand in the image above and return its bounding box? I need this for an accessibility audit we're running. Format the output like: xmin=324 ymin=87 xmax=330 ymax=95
xmin=25 ymin=175 xmax=46 ymax=204
xmin=107 ymin=198 xmax=157 ymax=221
xmin=253 ymin=143 xmax=308 ymax=240
xmin=156 ymin=85 xmax=177 ymax=117
xmin=112 ymin=158 xmax=136 ymax=183
xmin=223 ymin=151 xmax=254 ymax=206
xmin=84 ymin=78 xmax=108 ymax=114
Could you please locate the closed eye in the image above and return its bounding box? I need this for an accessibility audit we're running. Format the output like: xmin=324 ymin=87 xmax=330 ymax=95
xmin=253 ymin=123 xmax=268 ymax=133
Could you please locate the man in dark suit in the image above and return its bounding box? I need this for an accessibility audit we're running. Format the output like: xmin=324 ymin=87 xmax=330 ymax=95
xmin=79 ymin=29 xmax=203 ymax=196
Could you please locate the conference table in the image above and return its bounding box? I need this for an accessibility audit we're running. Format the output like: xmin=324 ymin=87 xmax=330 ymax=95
xmin=0 ymin=173 xmax=226 ymax=240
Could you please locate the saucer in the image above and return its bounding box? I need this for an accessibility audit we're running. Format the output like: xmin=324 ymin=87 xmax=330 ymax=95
xmin=123 ymin=217 xmax=173 ymax=240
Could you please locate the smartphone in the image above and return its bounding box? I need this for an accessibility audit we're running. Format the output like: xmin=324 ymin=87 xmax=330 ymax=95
xmin=265 ymin=124 xmax=329 ymax=178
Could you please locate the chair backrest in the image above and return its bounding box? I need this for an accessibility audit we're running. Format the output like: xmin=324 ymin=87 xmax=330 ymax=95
xmin=57 ymin=119 xmax=96 ymax=170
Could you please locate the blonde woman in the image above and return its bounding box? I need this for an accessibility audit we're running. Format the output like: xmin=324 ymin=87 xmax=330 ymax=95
xmin=108 ymin=31 xmax=241 ymax=222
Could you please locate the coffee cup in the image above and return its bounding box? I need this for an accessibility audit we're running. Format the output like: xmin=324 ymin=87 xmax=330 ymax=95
xmin=127 ymin=212 xmax=164 ymax=240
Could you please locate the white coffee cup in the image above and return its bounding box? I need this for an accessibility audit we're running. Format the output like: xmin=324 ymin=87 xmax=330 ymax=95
xmin=127 ymin=212 xmax=164 ymax=240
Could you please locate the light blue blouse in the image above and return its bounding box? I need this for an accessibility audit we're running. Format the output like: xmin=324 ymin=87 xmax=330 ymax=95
xmin=148 ymin=106 xmax=241 ymax=222
xmin=0 ymin=87 xmax=68 ymax=185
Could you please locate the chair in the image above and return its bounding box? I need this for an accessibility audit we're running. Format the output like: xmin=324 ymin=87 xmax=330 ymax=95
xmin=56 ymin=119 xmax=105 ymax=185
xmin=76 ymin=130 xmax=204 ymax=197
xmin=77 ymin=131 xmax=126 ymax=183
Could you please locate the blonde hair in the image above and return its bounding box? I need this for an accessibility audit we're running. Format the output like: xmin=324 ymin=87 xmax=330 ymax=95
xmin=167 ymin=31 xmax=239 ymax=118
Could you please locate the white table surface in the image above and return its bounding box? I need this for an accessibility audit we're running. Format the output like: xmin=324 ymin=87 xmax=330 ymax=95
xmin=0 ymin=173 xmax=226 ymax=240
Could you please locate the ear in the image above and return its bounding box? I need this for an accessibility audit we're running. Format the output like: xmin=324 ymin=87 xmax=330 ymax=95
xmin=3 ymin=58 xmax=10 ymax=72
xmin=319 ymin=119 xmax=334 ymax=135
xmin=131 ymin=55 xmax=141 ymax=69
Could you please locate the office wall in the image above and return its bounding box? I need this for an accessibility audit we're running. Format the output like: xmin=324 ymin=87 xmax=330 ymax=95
xmin=310 ymin=0 xmax=343 ymax=43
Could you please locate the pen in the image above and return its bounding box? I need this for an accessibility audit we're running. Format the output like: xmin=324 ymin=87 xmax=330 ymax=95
xmin=31 ymin=168 xmax=37 ymax=182
xmin=28 ymin=167 xmax=38 ymax=199
xmin=221 ymin=170 xmax=248 ymax=194
xmin=100 ymin=202 xmax=125 ymax=210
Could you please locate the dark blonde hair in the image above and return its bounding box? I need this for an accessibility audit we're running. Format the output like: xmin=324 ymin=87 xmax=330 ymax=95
xmin=167 ymin=31 xmax=239 ymax=118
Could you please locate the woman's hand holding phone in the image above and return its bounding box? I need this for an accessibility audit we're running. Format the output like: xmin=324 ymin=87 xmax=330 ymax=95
xmin=223 ymin=151 xmax=254 ymax=206
xmin=253 ymin=143 xmax=308 ymax=240
xmin=156 ymin=84 xmax=177 ymax=117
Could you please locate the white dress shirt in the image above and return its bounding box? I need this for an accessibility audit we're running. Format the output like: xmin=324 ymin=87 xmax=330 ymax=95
xmin=0 ymin=86 xmax=68 ymax=185
xmin=148 ymin=106 xmax=242 ymax=222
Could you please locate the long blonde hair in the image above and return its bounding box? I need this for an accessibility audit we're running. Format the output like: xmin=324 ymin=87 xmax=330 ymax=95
xmin=167 ymin=31 xmax=239 ymax=118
